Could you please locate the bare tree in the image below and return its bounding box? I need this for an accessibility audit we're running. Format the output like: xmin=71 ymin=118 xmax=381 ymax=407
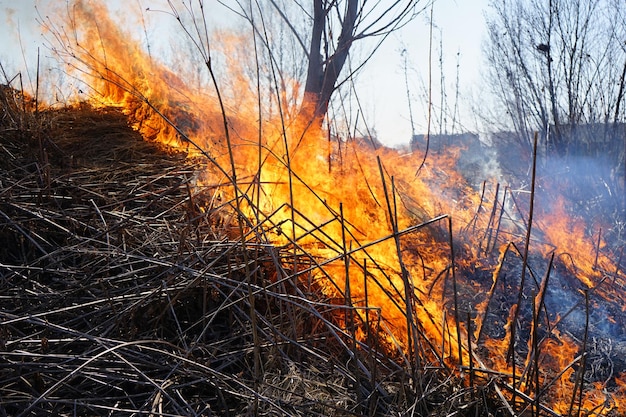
xmin=483 ymin=0 xmax=626 ymax=153
xmin=483 ymin=0 xmax=626 ymax=219
xmin=159 ymin=0 xmax=431 ymax=137
xmin=262 ymin=0 xmax=429 ymax=129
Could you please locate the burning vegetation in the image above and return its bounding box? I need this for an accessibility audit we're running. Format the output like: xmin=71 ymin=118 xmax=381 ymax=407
xmin=2 ymin=1 xmax=626 ymax=416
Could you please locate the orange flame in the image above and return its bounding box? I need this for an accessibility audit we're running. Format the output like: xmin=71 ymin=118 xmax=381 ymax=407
xmin=46 ymin=1 xmax=626 ymax=414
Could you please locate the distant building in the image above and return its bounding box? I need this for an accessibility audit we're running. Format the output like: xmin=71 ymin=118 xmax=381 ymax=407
xmin=410 ymin=132 xmax=481 ymax=153
xmin=410 ymin=132 xmax=502 ymax=185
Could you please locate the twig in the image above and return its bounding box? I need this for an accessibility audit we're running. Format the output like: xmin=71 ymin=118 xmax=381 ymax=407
xmin=508 ymin=132 xmax=538 ymax=409
xmin=448 ymin=216 xmax=462 ymax=367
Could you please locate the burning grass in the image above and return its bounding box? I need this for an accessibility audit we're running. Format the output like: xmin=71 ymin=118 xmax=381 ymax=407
xmin=0 ymin=85 xmax=488 ymax=416
xmin=2 ymin=83 xmax=625 ymax=417
xmin=4 ymin=2 xmax=626 ymax=415
xmin=4 ymin=74 xmax=626 ymax=416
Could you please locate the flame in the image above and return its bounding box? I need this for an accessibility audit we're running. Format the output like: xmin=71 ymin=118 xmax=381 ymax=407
xmin=540 ymin=196 xmax=602 ymax=287
xmin=45 ymin=1 xmax=626 ymax=414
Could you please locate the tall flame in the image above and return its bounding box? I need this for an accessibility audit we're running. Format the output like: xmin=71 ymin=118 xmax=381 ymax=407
xmin=45 ymin=1 xmax=626 ymax=414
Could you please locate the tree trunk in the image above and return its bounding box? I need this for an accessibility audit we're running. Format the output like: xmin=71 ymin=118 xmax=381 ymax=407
xmin=299 ymin=0 xmax=358 ymax=130
xmin=546 ymin=0 xmax=563 ymax=155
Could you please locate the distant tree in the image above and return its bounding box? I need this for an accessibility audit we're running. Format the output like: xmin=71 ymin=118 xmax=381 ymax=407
xmin=483 ymin=0 xmax=626 ymax=153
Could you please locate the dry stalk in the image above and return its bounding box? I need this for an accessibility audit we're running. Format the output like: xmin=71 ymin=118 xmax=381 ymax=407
xmin=482 ymin=182 xmax=500 ymax=254
xmin=447 ymin=215 xmax=463 ymax=369
xmin=0 ymin=99 xmax=419 ymax=416
xmin=568 ymin=289 xmax=589 ymax=417
xmin=475 ymin=241 xmax=512 ymax=345
xmin=508 ymin=132 xmax=539 ymax=409
xmin=490 ymin=185 xmax=509 ymax=253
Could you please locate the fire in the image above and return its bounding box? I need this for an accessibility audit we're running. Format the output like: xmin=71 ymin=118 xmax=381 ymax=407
xmin=540 ymin=196 xmax=603 ymax=287
xmin=43 ymin=1 xmax=626 ymax=414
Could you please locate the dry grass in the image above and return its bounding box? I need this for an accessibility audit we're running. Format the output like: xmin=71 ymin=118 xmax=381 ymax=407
xmin=6 ymin=77 xmax=615 ymax=415
xmin=1 ymin=84 xmax=488 ymax=416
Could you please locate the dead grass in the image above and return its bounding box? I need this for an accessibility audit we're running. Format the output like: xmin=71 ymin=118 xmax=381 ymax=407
xmin=1 ymin=84 xmax=480 ymax=416
xmin=8 ymin=76 xmax=612 ymax=415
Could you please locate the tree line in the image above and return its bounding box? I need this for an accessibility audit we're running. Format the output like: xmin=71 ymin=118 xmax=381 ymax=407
xmin=483 ymin=0 xmax=626 ymax=155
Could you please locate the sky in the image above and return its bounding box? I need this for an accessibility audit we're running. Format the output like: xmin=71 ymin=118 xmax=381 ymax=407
xmin=358 ymin=0 xmax=490 ymax=145
xmin=0 ymin=0 xmax=490 ymax=147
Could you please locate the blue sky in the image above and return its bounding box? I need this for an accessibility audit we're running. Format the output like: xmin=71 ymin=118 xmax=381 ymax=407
xmin=0 ymin=0 xmax=490 ymax=147
xmin=357 ymin=0 xmax=490 ymax=145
